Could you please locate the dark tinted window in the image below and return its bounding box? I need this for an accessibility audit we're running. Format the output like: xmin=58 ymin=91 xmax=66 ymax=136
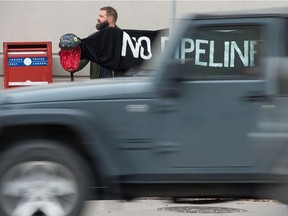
xmin=278 ymin=19 xmax=288 ymax=96
xmin=172 ymin=25 xmax=264 ymax=80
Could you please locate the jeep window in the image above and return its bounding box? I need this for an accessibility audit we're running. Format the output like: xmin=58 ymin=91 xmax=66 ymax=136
xmin=277 ymin=18 xmax=288 ymax=96
xmin=173 ymin=25 xmax=264 ymax=80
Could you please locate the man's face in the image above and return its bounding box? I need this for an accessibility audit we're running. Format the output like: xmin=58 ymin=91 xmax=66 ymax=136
xmin=96 ymin=10 xmax=109 ymax=30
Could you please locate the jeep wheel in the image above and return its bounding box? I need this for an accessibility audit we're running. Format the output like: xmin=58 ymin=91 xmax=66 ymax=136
xmin=0 ymin=140 xmax=91 ymax=216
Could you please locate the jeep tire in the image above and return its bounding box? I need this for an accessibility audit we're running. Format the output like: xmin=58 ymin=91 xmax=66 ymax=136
xmin=0 ymin=139 xmax=91 ymax=216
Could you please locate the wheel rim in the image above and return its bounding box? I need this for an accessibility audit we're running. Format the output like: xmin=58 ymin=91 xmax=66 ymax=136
xmin=0 ymin=161 xmax=79 ymax=216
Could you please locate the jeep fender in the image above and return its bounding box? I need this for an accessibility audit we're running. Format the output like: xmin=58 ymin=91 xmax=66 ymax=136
xmin=0 ymin=108 xmax=123 ymax=199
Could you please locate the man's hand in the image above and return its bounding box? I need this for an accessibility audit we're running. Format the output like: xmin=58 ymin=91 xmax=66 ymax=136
xmin=58 ymin=33 xmax=81 ymax=50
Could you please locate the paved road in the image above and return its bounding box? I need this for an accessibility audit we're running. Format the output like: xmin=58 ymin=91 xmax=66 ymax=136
xmin=82 ymin=198 xmax=288 ymax=216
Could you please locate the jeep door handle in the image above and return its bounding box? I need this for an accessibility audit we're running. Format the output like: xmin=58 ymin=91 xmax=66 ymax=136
xmin=241 ymin=92 xmax=271 ymax=102
xmin=152 ymin=100 xmax=179 ymax=112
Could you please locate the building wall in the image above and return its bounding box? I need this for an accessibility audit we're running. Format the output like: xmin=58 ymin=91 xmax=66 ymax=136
xmin=1 ymin=0 xmax=288 ymax=89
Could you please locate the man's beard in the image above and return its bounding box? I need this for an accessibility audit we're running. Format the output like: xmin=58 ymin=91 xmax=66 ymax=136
xmin=96 ymin=20 xmax=109 ymax=30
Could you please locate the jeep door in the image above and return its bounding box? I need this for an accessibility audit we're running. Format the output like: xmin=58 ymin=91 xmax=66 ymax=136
xmin=151 ymin=18 xmax=281 ymax=169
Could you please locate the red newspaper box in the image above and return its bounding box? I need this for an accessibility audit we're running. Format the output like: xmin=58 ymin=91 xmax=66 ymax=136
xmin=3 ymin=41 xmax=52 ymax=88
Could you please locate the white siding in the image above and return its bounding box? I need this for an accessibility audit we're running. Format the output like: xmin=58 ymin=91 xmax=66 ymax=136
xmin=1 ymin=0 xmax=288 ymax=88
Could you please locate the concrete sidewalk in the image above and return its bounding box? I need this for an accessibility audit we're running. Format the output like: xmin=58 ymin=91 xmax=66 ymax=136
xmin=82 ymin=198 xmax=288 ymax=216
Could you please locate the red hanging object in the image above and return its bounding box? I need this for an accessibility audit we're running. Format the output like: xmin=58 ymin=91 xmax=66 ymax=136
xmin=59 ymin=46 xmax=81 ymax=72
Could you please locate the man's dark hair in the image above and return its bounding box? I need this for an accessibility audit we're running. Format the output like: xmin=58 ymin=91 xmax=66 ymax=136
xmin=101 ymin=6 xmax=118 ymax=23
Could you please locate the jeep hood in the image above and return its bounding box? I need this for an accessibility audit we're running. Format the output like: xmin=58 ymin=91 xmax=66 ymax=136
xmin=0 ymin=77 xmax=155 ymax=105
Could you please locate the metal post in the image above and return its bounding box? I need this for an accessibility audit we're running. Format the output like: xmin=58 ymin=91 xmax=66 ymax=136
xmin=171 ymin=0 xmax=177 ymax=33
xmin=172 ymin=0 xmax=176 ymax=21
xmin=70 ymin=72 xmax=74 ymax=82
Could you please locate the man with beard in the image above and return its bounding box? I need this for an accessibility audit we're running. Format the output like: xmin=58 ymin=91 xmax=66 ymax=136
xmin=74 ymin=6 xmax=125 ymax=78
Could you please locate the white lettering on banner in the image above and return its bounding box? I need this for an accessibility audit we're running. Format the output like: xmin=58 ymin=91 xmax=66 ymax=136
xmin=122 ymin=32 xmax=152 ymax=59
xmin=122 ymin=32 xmax=258 ymax=68
xmin=177 ymin=38 xmax=258 ymax=67
xmin=224 ymin=41 xmax=230 ymax=67
xmin=209 ymin=40 xmax=222 ymax=67
xmin=181 ymin=38 xmax=194 ymax=64
xmin=195 ymin=39 xmax=208 ymax=66
xmin=122 ymin=32 xmax=140 ymax=58
xmin=250 ymin=41 xmax=258 ymax=67
xmin=138 ymin=37 xmax=152 ymax=60
xmin=230 ymin=41 xmax=248 ymax=67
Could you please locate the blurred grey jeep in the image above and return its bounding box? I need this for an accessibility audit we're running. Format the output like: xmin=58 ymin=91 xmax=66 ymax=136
xmin=1 ymin=7 xmax=288 ymax=216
